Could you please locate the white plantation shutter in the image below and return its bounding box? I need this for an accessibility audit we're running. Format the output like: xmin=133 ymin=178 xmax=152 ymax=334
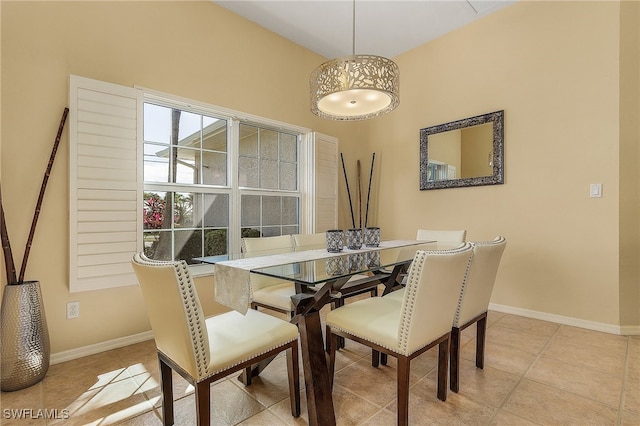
xmin=311 ymin=132 xmax=339 ymax=232
xmin=69 ymin=75 xmax=141 ymax=292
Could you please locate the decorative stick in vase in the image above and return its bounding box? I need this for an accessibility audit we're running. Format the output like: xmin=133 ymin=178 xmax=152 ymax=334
xmin=340 ymin=153 xmax=356 ymax=229
xmin=364 ymin=152 xmax=375 ymax=228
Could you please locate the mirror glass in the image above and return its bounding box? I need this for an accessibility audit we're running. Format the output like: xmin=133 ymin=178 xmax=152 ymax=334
xmin=420 ymin=110 xmax=504 ymax=190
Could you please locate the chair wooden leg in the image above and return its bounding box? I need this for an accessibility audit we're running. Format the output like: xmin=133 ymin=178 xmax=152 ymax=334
xmin=381 ymin=353 xmax=388 ymax=365
xmin=286 ymin=343 xmax=301 ymax=417
xmin=369 ymin=350 xmax=387 ymax=367
xmin=195 ymin=381 xmax=210 ymax=426
xmin=325 ymin=327 xmax=338 ymax=388
xmin=450 ymin=327 xmax=461 ymax=393
xmin=159 ymin=356 xmax=174 ymax=426
xmin=437 ymin=338 xmax=449 ymax=401
xmin=241 ymin=366 xmax=252 ymax=386
xmin=396 ymin=356 xmax=410 ymax=426
xmin=335 ymin=301 xmax=346 ymax=350
xmin=476 ymin=314 xmax=487 ymax=369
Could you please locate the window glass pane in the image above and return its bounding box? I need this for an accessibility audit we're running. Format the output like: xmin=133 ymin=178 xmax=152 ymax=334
xmin=174 ymin=192 xmax=195 ymax=228
xmin=239 ymin=157 xmax=258 ymax=187
xmin=177 ymin=111 xmax=201 ymax=146
xmin=202 ymin=151 xmax=227 ymax=186
xmin=144 ymin=230 xmax=172 ymax=261
xmin=282 ymin=196 xmax=298 ymax=225
xmin=202 ymin=117 xmax=227 ymax=152
xmin=260 ymin=129 xmax=278 ymax=160
xmin=144 ymin=104 xmax=172 ymax=144
xmin=204 ymin=194 xmax=229 ymax=227
xmin=260 ymin=159 xmax=278 ymax=189
xmin=176 ymin=148 xmax=200 ymax=184
xmin=262 ymin=196 xmax=281 ymax=226
xmin=241 ymin=195 xmax=260 ymax=227
xmin=242 ymin=227 xmax=261 ymax=238
xmin=144 ymin=143 xmax=170 ymax=183
xmin=261 ymin=227 xmax=281 ymax=237
xmin=204 ymin=229 xmax=227 ymax=256
xmin=280 ymin=162 xmax=297 ymax=190
xmin=282 ymin=225 xmax=299 ymax=235
xmin=175 ymin=229 xmax=202 ymax=263
xmin=143 ymin=191 xmax=169 ymax=230
xmin=239 ymin=124 xmax=258 ymax=157
xmin=280 ymin=133 xmax=297 ymax=162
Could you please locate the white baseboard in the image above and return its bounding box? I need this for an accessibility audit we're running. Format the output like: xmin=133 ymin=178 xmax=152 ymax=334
xmin=50 ymin=331 xmax=154 ymax=365
xmin=489 ymin=303 xmax=640 ymax=336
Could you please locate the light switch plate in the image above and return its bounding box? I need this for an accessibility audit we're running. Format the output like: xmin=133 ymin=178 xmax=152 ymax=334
xmin=590 ymin=183 xmax=602 ymax=198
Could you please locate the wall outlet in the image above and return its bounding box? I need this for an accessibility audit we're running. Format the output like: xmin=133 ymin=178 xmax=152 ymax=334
xmin=67 ymin=301 xmax=80 ymax=319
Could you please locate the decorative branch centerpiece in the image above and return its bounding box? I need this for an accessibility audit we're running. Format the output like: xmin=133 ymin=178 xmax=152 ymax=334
xmin=1 ymin=108 xmax=69 ymax=391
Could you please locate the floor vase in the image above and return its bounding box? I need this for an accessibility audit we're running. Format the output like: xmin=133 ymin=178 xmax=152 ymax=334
xmin=1 ymin=281 xmax=50 ymax=391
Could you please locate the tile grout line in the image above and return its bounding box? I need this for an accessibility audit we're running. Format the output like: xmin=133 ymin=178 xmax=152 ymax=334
xmin=510 ymin=324 xmax=629 ymax=422
xmin=520 ymin=326 xmax=629 ymax=415
xmin=616 ymin=336 xmax=630 ymax=426
xmin=484 ymin=319 xmax=561 ymax=425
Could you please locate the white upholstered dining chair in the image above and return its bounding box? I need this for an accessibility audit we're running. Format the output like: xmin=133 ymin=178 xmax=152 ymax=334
xmin=383 ymin=228 xmax=468 ymax=303
xmin=450 ymin=236 xmax=506 ymax=392
xmin=132 ymin=253 xmax=300 ymax=426
xmin=325 ymin=244 xmax=474 ymax=426
xmin=416 ymin=228 xmax=467 ymax=248
xmin=242 ymin=235 xmax=298 ymax=318
xmin=291 ymin=232 xmax=326 ymax=250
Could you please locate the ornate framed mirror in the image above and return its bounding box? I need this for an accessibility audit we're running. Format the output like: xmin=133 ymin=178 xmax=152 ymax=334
xmin=419 ymin=110 xmax=504 ymax=190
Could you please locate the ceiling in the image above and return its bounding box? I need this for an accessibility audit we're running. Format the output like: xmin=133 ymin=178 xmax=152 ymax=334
xmin=214 ymin=0 xmax=515 ymax=59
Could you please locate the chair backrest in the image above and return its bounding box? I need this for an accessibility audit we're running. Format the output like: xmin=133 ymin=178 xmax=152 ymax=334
xmin=397 ymin=244 xmax=474 ymax=356
xmin=242 ymin=235 xmax=293 ymax=256
xmin=416 ymin=229 xmax=467 ymax=249
xmin=292 ymin=233 xmax=325 ymax=250
xmin=242 ymin=235 xmax=295 ymax=292
xmin=453 ymin=237 xmax=506 ymax=328
xmin=131 ymin=253 xmax=209 ymax=380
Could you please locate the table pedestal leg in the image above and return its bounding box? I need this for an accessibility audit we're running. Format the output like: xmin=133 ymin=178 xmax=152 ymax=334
xmin=297 ymin=309 xmax=336 ymax=426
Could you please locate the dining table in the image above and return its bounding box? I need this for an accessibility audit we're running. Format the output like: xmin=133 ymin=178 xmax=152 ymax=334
xmin=196 ymin=239 xmax=435 ymax=426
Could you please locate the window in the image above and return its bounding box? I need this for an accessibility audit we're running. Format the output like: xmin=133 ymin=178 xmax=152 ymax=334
xmin=142 ymin=102 xmax=301 ymax=264
xmin=69 ymin=75 xmax=330 ymax=292
xmin=238 ymin=123 xmax=299 ymax=238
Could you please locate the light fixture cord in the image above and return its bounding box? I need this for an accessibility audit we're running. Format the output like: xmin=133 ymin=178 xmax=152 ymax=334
xmin=352 ymin=0 xmax=356 ymax=55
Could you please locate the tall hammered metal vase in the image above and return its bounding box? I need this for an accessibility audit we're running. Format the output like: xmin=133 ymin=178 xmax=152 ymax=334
xmin=1 ymin=281 xmax=50 ymax=391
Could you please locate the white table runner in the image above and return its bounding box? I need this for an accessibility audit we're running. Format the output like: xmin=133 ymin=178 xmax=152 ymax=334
xmin=214 ymin=240 xmax=422 ymax=314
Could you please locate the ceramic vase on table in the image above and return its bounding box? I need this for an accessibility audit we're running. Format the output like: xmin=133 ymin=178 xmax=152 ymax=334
xmin=1 ymin=280 xmax=50 ymax=391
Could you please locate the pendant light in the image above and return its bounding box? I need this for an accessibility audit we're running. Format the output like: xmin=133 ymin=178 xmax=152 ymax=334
xmin=310 ymin=0 xmax=400 ymax=120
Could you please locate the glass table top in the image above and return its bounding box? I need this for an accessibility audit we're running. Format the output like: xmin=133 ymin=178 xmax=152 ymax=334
xmin=250 ymin=243 xmax=435 ymax=286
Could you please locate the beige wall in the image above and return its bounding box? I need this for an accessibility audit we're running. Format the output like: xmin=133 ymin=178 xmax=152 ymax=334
xmin=364 ymin=0 xmax=635 ymax=327
xmin=618 ymin=0 xmax=640 ymax=328
xmin=1 ymin=0 xmax=637 ymax=356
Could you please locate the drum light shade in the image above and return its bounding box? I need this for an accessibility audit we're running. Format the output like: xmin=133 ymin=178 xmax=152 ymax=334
xmin=310 ymin=54 xmax=400 ymax=121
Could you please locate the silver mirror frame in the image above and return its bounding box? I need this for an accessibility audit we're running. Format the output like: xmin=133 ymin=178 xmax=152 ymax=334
xmin=419 ymin=110 xmax=504 ymax=190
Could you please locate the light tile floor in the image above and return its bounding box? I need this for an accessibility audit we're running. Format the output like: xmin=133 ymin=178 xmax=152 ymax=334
xmin=1 ymin=309 xmax=638 ymax=425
